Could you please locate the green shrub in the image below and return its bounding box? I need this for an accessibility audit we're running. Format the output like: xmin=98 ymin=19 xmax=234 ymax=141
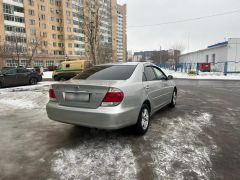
xmin=188 ymin=70 xmax=196 ymax=75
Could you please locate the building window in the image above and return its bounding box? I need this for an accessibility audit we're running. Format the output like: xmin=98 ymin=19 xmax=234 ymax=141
xmin=20 ymin=60 xmax=28 ymax=67
xmin=29 ymin=19 xmax=35 ymax=25
xmin=34 ymin=60 xmax=44 ymax=67
xmin=206 ymin=55 xmax=209 ymax=63
xmin=3 ymin=4 xmax=14 ymax=14
xmin=15 ymin=16 xmax=25 ymax=23
xmin=41 ymin=5 xmax=45 ymax=11
xmin=46 ymin=61 xmax=54 ymax=67
xmin=6 ymin=60 xmax=18 ymax=67
xmin=28 ymin=9 xmax=35 ymax=16
xmin=28 ymin=0 xmax=34 ymax=6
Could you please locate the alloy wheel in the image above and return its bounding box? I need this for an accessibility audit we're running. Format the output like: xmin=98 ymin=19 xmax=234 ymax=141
xmin=141 ymin=108 xmax=149 ymax=130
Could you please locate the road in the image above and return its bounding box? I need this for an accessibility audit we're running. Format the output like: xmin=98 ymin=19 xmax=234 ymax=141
xmin=0 ymin=79 xmax=240 ymax=180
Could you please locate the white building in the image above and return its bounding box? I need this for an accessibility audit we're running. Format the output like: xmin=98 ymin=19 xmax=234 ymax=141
xmin=180 ymin=38 xmax=240 ymax=64
xmin=133 ymin=55 xmax=142 ymax=62
xmin=127 ymin=50 xmax=133 ymax=61
xmin=179 ymin=38 xmax=240 ymax=72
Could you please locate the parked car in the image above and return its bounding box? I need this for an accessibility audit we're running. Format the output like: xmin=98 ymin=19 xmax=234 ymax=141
xmin=48 ymin=66 xmax=58 ymax=71
xmin=27 ymin=67 xmax=43 ymax=82
xmin=0 ymin=67 xmax=42 ymax=88
xmin=46 ymin=62 xmax=177 ymax=135
xmin=52 ymin=60 xmax=92 ymax=81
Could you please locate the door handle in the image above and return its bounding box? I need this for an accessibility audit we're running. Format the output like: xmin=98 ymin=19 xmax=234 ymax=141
xmin=145 ymin=85 xmax=150 ymax=90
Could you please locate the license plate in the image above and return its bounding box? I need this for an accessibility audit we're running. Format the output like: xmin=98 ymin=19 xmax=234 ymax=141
xmin=64 ymin=92 xmax=90 ymax=102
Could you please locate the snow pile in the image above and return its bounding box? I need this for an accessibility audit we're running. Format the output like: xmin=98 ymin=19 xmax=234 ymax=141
xmin=0 ymin=99 xmax=36 ymax=109
xmin=0 ymin=91 xmax=49 ymax=110
xmin=43 ymin=71 xmax=53 ymax=79
xmin=146 ymin=112 xmax=217 ymax=179
xmin=0 ymin=81 xmax=55 ymax=92
xmin=162 ymin=69 xmax=240 ymax=80
xmin=51 ymin=135 xmax=137 ymax=180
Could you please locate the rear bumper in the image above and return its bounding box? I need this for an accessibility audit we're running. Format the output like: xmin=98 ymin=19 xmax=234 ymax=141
xmin=46 ymin=102 xmax=139 ymax=130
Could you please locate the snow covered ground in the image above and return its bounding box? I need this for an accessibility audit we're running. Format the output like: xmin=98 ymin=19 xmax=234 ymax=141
xmin=146 ymin=112 xmax=217 ymax=179
xmin=42 ymin=68 xmax=240 ymax=81
xmin=0 ymin=84 xmax=218 ymax=179
xmin=0 ymin=81 xmax=55 ymax=93
xmin=162 ymin=69 xmax=240 ymax=80
xmin=52 ymin=134 xmax=137 ymax=180
xmin=43 ymin=71 xmax=53 ymax=79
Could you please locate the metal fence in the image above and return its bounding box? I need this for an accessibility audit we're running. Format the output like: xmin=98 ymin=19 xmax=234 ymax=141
xmin=159 ymin=61 xmax=240 ymax=76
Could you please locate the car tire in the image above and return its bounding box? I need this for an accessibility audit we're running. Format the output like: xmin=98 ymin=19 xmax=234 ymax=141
xmin=169 ymin=89 xmax=177 ymax=108
xmin=29 ymin=78 xmax=37 ymax=85
xmin=54 ymin=76 xmax=60 ymax=81
xmin=134 ymin=104 xmax=150 ymax=135
xmin=59 ymin=77 xmax=66 ymax=81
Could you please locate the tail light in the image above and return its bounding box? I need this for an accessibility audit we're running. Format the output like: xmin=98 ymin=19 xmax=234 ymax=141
xmin=101 ymin=88 xmax=124 ymax=106
xmin=49 ymin=86 xmax=56 ymax=102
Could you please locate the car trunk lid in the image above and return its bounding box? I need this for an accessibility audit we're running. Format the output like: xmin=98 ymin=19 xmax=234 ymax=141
xmin=52 ymin=80 xmax=123 ymax=109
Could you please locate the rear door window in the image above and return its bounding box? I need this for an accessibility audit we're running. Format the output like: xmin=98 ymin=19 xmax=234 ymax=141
xmin=73 ymin=65 xmax=136 ymax=80
xmin=144 ymin=66 xmax=157 ymax=81
xmin=152 ymin=67 xmax=167 ymax=80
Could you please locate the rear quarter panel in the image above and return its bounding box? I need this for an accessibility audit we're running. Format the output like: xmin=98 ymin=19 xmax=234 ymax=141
xmin=117 ymin=81 xmax=148 ymax=125
xmin=113 ymin=64 xmax=149 ymax=124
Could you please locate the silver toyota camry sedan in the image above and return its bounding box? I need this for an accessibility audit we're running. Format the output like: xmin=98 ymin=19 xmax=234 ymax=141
xmin=46 ymin=62 xmax=177 ymax=135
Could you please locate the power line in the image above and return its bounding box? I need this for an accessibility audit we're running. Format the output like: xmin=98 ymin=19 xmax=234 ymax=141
xmin=128 ymin=9 xmax=240 ymax=28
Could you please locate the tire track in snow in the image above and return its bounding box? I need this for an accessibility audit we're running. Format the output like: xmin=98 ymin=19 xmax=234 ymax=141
xmin=146 ymin=112 xmax=217 ymax=179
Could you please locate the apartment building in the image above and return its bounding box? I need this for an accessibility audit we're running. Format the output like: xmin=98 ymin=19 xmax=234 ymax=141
xmin=115 ymin=3 xmax=127 ymax=62
xmin=0 ymin=0 xmax=127 ymax=68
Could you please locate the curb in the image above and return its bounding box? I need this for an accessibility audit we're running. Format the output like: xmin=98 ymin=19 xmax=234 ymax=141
xmin=174 ymin=78 xmax=240 ymax=81
xmin=42 ymin=78 xmax=54 ymax=81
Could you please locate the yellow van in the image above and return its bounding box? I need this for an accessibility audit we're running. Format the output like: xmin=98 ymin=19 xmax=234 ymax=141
xmin=52 ymin=60 xmax=92 ymax=81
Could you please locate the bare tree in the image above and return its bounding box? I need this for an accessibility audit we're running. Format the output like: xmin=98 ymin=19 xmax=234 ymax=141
xmin=0 ymin=33 xmax=26 ymax=67
xmin=0 ymin=41 xmax=13 ymax=59
xmin=98 ymin=43 xmax=113 ymax=64
xmin=171 ymin=43 xmax=185 ymax=53
xmin=81 ymin=0 xmax=112 ymax=65
xmin=0 ymin=40 xmax=13 ymax=68
xmin=170 ymin=43 xmax=185 ymax=71
xmin=26 ymin=35 xmax=43 ymax=68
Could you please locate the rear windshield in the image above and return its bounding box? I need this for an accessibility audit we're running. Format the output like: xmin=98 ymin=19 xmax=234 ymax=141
xmin=73 ymin=65 xmax=137 ymax=80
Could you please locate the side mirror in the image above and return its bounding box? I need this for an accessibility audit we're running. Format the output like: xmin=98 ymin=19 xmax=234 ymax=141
xmin=168 ymin=75 xmax=173 ymax=80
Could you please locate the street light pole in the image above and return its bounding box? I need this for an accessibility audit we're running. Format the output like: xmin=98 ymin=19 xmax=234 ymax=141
xmin=159 ymin=46 xmax=162 ymax=65
xmin=17 ymin=52 xmax=20 ymax=67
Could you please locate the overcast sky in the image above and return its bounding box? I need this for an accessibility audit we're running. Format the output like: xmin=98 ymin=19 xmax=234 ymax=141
xmin=117 ymin=0 xmax=240 ymax=53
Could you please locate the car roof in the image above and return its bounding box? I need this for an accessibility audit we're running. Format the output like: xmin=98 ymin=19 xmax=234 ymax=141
xmin=98 ymin=62 xmax=154 ymax=66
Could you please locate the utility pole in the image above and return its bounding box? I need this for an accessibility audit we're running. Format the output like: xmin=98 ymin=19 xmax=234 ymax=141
xmin=235 ymin=40 xmax=238 ymax=72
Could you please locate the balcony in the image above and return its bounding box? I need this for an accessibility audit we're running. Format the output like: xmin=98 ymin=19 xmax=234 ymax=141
xmin=3 ymin=0 xmax=24 ymax=7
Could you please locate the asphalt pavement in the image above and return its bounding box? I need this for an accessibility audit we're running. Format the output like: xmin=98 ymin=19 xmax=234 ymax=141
xmin=0 ymin=79 xmax=240 ymax=180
